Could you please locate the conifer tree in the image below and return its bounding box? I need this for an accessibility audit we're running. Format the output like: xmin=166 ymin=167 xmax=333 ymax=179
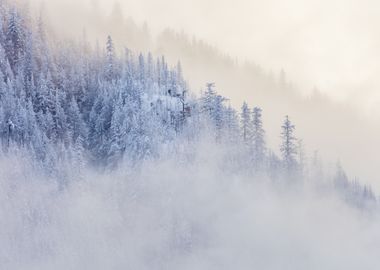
xmin=105 ymin=35 xmax=115 ymax=81
xmin=6 ymin=8 xmax=25 ymax=72
xmin=280 ymin=115 xmax=298 ymax=173
xmin=251 ymin=107 xmax=265 ymax=168
xmin=240 ymin=102 xmax=251 ymax=145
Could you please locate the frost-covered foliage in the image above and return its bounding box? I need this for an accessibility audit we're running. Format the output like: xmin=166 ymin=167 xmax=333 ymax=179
xmin=0 ymin=4 xmax=190 ymax=165
xmin=0 ymin=2 xmax=379 ymax=269
xmin=0 ymin=2 xmax=375 ymax=209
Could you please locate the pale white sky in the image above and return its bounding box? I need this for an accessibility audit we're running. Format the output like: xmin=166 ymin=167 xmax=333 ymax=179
xmin=92 ymin=0 xmax=380 ymax=111
xmin=33 ymin=0 xmax=380 ymax=112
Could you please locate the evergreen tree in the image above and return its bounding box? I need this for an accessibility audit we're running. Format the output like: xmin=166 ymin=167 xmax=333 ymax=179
xmin=251 ymin=107 xmax=265 ymax=168
xmin=105 ymin=35 xmax=115 ymax=81
xmin=240 ymin=102 xmax=251 ymax=145
xmin=107 ymin=92 xmax=127 ymax=165
xmin=66 ymin=97 xmax=87 ymax=143
xmin=280 ymin=115 xmax=298 ymax=173
xmin=200 ymin=83 xmax=226 ymax=140
xmin=213 ymin=94 xmax=226 ymax=141
xmin=224 ymin=105 xmax=240 ymax=144
xmin=201 ymin=82 xmax=216 ymax=116
xmin=5 ymin=8 xmax=25 ymax=72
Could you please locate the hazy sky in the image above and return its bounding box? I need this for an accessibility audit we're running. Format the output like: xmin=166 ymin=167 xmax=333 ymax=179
xmin=88 ymin=0 xmax=380 ymax=111
xmin=32 ymin=0 xmax=380 ymax=112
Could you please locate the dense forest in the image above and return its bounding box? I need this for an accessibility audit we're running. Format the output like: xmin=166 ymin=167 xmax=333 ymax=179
xmin=1 ymin=2 xmax=380 ymax=269
xmin=0 ymin=2 xmax=376 ymax=208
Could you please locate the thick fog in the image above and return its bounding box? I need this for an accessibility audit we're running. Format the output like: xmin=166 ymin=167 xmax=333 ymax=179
xmin=1 ymin=145 xmax=380 ymax=270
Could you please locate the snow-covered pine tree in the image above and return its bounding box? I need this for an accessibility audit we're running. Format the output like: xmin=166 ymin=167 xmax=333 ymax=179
xmin=240 ymin=102 xmax=251 ymax=145
xmin=201 ymin=82 xmax=216 ymax=115
xmin=224 ymin=105 xmax=240 ymax=144
xmin=5 ymin=8 xmax=25 ymax=73
xmin=213 ymin=94 xmax=226 ymax=141
xmin=280 ymin=115 xmax=298 ymax=176
xmin=200 ymin=83 xmax=227 ymax=141
xmin=105 ymin=35 xmax=116 ymax=81
xmin=107 ymin=91 xmax=127 ymax=166
xmin=251 ymin=107 xmax=265 ymax=170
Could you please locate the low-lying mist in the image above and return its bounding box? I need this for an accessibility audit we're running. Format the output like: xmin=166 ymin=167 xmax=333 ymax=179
xmin=1 ymin=142 xmax=379 ymax=270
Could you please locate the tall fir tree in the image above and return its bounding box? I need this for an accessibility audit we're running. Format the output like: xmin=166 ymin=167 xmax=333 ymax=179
xmin=280 ymin=115 xmax=298 ymax=174
xmin=240 ymin=102 xmax=251 ymax=145
xmin=251 ymin=107 xmax=265 ymax=169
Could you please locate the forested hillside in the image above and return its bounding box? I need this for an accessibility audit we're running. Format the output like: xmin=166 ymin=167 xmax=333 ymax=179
xmin=1 ymin=2 xmax=380 ymax=269
xmin=34 ymin=0 xmax=380 ymax=189
xmin=0 ymin=1 xmax=376 ymax=207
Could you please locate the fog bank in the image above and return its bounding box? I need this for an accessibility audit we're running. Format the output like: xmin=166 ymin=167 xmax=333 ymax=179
xmin=1 ymin=146 xmax=380 ymax=270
